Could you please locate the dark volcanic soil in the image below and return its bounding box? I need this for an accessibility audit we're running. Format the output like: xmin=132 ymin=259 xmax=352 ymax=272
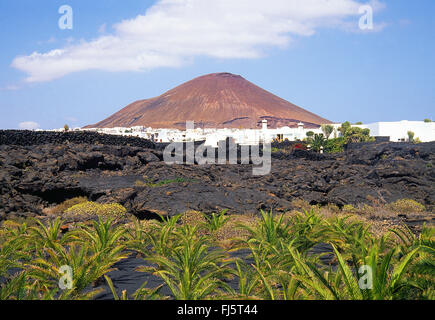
xmin=0 ymin=130 xmax=434 ymax=221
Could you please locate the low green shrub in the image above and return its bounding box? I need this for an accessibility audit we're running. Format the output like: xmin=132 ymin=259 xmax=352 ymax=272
xmin=324 ymin=137 xmax=346 ymax=153
xmin=388 ymin=199 xmax=426 ymax=214
xmin=65 ymin=202 xmax=128 ymax=220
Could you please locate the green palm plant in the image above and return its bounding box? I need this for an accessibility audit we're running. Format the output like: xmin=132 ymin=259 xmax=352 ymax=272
xmin=159 ymin=213 xmax=182 ymax=229
xmin=390 ymin=225 xmax=434 ymax=299
xmin=283 ymin=244 xmax=340 ymax=300
xmin=0 ymin=271 xmax=30 ymax=300
xmin=202 ymin=209 xmax=229 ymax=232
xmin=287 ymin=209 xmax=329 ymax=253
xmin=1 ymin=220 xmax=29 ymax=239
xmin=125 ymin=218 xmax=155 ymax=256
xmin=69 ymin=218 xmax=130 ymax=284
xmin=104 ymin=275 xmax=165 ymax=300
xmin=231 ymin=260 xmax=261 ymax=299
xmin=253 ymin=264 xmax=276 ymax=300
xmin=233 ymin=210 xmax=293 ymax=295
xmin=390 ymin=225 xmax=434 ymax=254
xmin=257 ymin=259 xmax=307 ymax=301
xmin=286 ymin=241 xmax=422 ymax=300
xmin=311 ymin=134 xmax=326 ymax=152
xmin=25 ymin=240 xmax=127 ymax=299
xmin=0 ymin=222 xmax=39 ymax=300
xmin=324 ymin=215 xmax=377 ymax=260
xmin=0 ymin=221 xmax=37 ymax=295
xmin=321 ymin=124 xmax=334 ymax=140
xmin=239 ymin=210 xmax=291 ymax=247
xmin=344 ymin=242 xmax=423 ymax=300
xmin=2 ymin=218 xmax=129 ymax=300
xmin=0 ymin=232 xmax=29 ymax=276
xmin=28 ymin=217 xmax=71 ymax=250
xmin=0 ymin=271 xmax=60 ymax=300
xmin=247 ymin=238 xmax=325 ymax=300
xmin=126 ymin=218 xmax=152 ymax=243
xmin=1 ymin=210 xmax=432 ymax=301
xmin=71 ymin=218 xmax=126 ymax=253
xmin=408 ymin=245 xmax=435 ymax=300
xmin=135 ymin=214 xmax=182 ymax=257
xmin=245 ymin=240 xmax=277 ymax=299
xmin=233 ymin=209 xmax=329 ymax=299
xmin=140 ymin=225 xmax=234 ymax=300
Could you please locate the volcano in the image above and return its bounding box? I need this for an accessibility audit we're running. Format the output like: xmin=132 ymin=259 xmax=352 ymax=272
xmin=86 ymin=73 xmax=331 ymax=129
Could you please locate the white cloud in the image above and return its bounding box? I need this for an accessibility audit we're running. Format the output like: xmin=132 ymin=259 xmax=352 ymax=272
xmin=19 ymin=121 xmax=40 ymax=130
xmin=11 ymin=0 xmax=385 ymax=83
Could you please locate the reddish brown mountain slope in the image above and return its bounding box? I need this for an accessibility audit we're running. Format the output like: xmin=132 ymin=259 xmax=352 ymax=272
xmin=86 ymin=73 xmax=332 ymax=129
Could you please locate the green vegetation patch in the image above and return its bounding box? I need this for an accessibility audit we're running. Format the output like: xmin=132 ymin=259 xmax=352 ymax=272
xmin=1 ymin=205 xmax=434 ymax=300
xmin=65 ymin=201 xmax=128 ymax=220
xmin=388 ymin=199 xmax=426 ymax=214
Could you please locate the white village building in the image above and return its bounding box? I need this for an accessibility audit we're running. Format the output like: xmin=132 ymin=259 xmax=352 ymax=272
xmin=352 ymin=121 xmax=435 ymax=143
xmin=74 ymin=120 xmax=435 ymax=146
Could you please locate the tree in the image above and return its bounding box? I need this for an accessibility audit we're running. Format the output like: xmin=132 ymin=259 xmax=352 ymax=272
xmin=321 ymin=124 xmax=334 ymax=140
xmin=311 ymin=134 xmax=326 ymax=152
xmin=338 ymin=121 xmax=351 ymax=136
xmin=325 ymin=137 xmax=346 ymax=153
xmin=424 ymin=119 xmax=432 ymax=123
xmin=407 ymin=131 xmax=415 ymax=143
xmin=64 ymin=124 xmax=69 ymax=132
xmin=355 ymin=122 xmax=363 ymax=125
xmin=306 ymin=131 xmax=315 ymax=138
xmin=338 ymin=122 xmax=374 ymax=144
xmin=345 ymin=127 xmax=374 ymax=143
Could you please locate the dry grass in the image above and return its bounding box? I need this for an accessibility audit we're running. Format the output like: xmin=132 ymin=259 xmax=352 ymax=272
xmin=43 ymin=196 xmax=88 ymax=215
xmin=214 ymin=214 xmax=259 ymax=249
xmin=178 ymin=210 xmax=260 ymax=247
xmin=180 ymin=210 xmax=207 ymax=226
xmin=282 ymin=209 xmax=301 ymax=224
xmin=283 ymin=198 xmax=432 ymax=238
xmin=125 ymin=218 xmax=161 ymax=235
xmin=290 ymin=199 xmax=311 ymax=211
xmin=180 ymin=210 xmax=209 ymax=235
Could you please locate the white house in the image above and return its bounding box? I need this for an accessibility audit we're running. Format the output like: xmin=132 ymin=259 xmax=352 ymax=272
xmin=353 ymin=121 xmax=435 ymax=142
xmin=78 ymin=120 xmax=435 ymax=145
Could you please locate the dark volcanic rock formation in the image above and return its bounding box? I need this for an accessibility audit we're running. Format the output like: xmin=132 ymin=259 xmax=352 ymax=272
xmin=86 ymin=72 xmax=332 ymax=129
xmin=0 ymin=131 xmax=434 ymax=221
xmin=0 ymin=130 xmax=155 ymax=149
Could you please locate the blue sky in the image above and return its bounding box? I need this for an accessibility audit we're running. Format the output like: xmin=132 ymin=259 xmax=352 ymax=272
xmin=0 ymin=0 xmax=434 ymax=130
